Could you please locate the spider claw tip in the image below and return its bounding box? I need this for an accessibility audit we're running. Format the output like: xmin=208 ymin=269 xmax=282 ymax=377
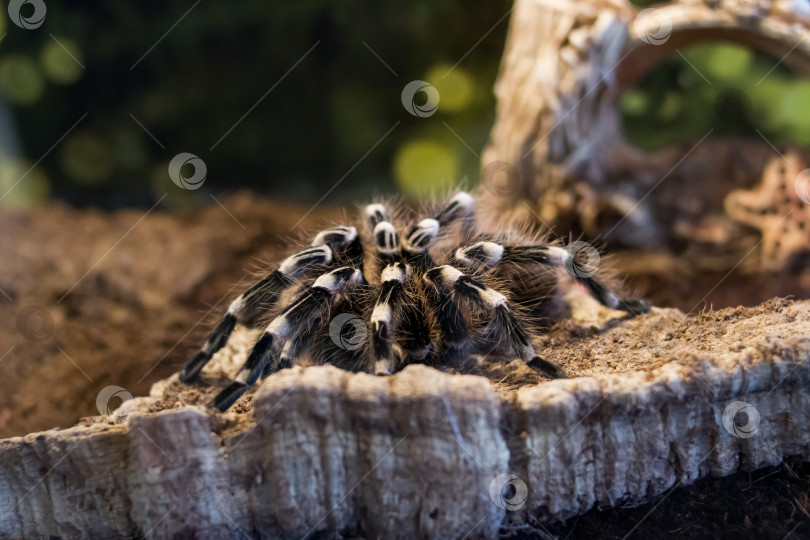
xmin=527 ymin=357 xmax=567 ymax=379
xmin=179 ymin=352 xmax=210 ymax=384
xmin=211 ymin=381 xmax=248 ymax=412
xmin=622 ymin=298 xmax=652 ymax=316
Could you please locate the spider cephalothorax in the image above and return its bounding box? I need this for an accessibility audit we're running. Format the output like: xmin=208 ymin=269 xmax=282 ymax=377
xmin=179 ymin=191 xmax=650 ymax=411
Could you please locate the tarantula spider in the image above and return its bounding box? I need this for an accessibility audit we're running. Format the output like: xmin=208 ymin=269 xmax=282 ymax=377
xmin=179 ymin=191 xmax=650 ymax=411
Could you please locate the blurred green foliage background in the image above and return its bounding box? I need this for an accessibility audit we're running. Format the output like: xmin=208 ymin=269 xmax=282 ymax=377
xmin=0 ymin=0 xmax=512 ymax=209
xmin=3 ymin=1 xmax=808 ymax=211
xmin=622 ymin=42 xmax=806 ymax=151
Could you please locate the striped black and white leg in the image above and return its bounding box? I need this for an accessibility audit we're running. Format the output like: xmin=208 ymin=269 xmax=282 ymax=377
xmin=395 ymin=192 xmax=477 ymax=361
xmin=179 ymin=244 xmax=333 ymax=383
xmin=422 ymin=272 xmax=469 ymax=366
xmin=313 ymin=225 xmax=364 ymax=273
xmin=366 ymin=202 xmax=429 ymax=365
xmin=401 ymin=191 xmax=475 ymax=267
xmin=454 ymin=242 xmax=651 ymax=315
xmin=369 ymin=262 xmax=409 ymax=375
xmin=364 ymin=203 xmax=407 ymax=374
xmin=417 ymin=194 xmax=475 ymax=359
xmin=402 ymin=217 xmax=439 ymax=268
xmin=399 ymin=192 xmax=474 ymax=357
xmin=212 ymin=267 xmax=364 ymax=411
xmin=436 ymin=191 xmax=474 ymax=232
xmin=425 ymin=265 xmax=566 ymax=379
xmin=180 ymin=226 xmax=360 ymax=384
xmin=365 ymin=203 xmax=399 ymax=266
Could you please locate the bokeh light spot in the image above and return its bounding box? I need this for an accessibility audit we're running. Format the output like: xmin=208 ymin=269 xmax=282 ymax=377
xmin=41 ymin=38 xmax=84 ymax=85
xmin=0 ymin=55 xmax=44 ymax=105
xmin=701 ymin=43 xmax=751 ymax=81
xmin=60 ymin=132 xmax=115 ymax=185
xmin=394 ymin=140 xmax=459 ymax=197
xmin=0 ymin=159 xmax=50 ymax=208
xmin=425 ymin=64 xmax=474 ymax=113
xmin=622 ymin=90 xmax=648 ymax=116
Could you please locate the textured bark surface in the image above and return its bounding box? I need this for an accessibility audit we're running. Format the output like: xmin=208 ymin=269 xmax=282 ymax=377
xmin=1 ymin=293 xmax=808 ymax=539
xmin=482 ymin=0 xmax=810 ymax=267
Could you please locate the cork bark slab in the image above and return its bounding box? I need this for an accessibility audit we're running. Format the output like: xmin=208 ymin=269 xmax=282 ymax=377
xmin=482 ymin=0 xmax=810 ymax=265
xmin=1 ymin=293 xmax=809 ymax=539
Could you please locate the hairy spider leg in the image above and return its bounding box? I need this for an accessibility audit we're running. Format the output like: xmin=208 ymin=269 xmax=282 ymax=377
xmin=422 ymin=271 xmax=470 ymax=365
xmin=455 ymin=242 xmax=651 ymax=315
xmin=436 ymin=191 xmax=475 ymax=227
xmin=313 ymin=225 xmax=365 ymax=274
xmin=179 ymin=226 xmax=360 ymax=383
xmin=396 ymin=192 xmax=477 ymax=361
xmin=179 ymin=245 xmax=331 ymax=383
xmin=364 ymin=203 xmax=410 ymax=374
xmin=365 ymin=203 xmax=399 ymax=265
xmin=401 ymin=191 xmax=474 ymax=269
xmin=211 ymin=267 xmax=364 ymax=411
xmin=425 ymin=265 xmax=566 ymax=379
xmin=369 ymin=262 xmax=409 ymax=375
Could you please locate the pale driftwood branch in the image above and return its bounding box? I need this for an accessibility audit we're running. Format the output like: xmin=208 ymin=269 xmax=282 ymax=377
xmin=1 ymin=292 xmax=809 ymax=538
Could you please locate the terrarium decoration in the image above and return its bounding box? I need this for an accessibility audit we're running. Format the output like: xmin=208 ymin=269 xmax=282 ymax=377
xmin=482 ymin=0 xmax=810 ymax=271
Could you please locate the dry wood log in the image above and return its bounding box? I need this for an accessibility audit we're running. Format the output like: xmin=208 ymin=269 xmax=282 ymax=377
xmin=1 ymin=291 xmax=808 ymax=539
xmin=482 ymin=0 xmax=810 ymax=266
